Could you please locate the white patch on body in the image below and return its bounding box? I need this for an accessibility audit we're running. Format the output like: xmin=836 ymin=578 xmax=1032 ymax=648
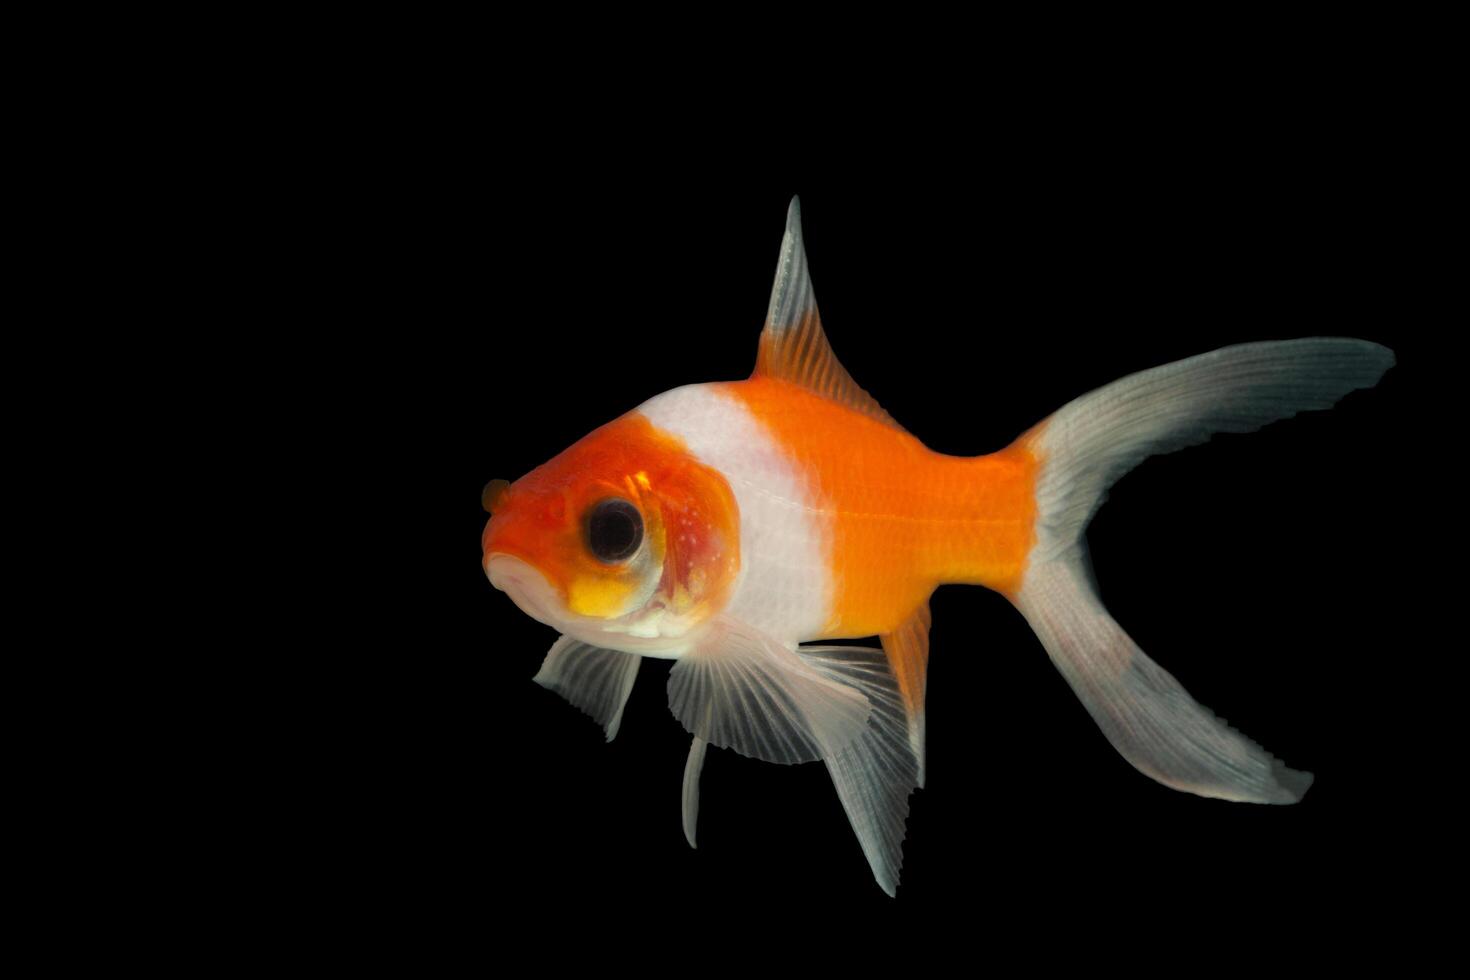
xmin=636 ymin=384 xmax=830 ymax=644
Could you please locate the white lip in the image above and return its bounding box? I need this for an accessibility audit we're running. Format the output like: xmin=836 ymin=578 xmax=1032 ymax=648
xmin=485 ymin=553 xmax=697 ymax=659
xmin=485 ymin=555 xmax=562 ymax=629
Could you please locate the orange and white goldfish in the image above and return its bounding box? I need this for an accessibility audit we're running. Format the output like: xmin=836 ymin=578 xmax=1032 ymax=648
xmin=480 ymin=197 xmax=1393 ymax=896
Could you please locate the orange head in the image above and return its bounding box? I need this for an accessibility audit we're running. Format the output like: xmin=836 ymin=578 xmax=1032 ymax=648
xmin=482 ymin=411 xmax=740 ymax=654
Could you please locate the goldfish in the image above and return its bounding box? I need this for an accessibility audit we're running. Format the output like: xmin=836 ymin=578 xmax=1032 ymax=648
xmin=480 ymin=196 xmax=1393 ymax=896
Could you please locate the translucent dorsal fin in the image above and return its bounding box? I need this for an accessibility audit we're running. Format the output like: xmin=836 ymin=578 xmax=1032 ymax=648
xmin=753 ymin=197 xmax=903 ymax=430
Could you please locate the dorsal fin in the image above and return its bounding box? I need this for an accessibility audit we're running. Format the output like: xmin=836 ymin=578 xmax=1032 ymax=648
xmin=754 ymin=197 xmax=903 ymax=430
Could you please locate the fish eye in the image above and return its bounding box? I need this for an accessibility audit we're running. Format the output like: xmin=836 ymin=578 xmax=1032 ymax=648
xmin=585 ymin=498 xmax=643 ymax=563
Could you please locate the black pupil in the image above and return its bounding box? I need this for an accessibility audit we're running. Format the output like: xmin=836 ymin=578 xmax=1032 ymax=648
xmin=587 ymin=499 xmax=642 ymax=563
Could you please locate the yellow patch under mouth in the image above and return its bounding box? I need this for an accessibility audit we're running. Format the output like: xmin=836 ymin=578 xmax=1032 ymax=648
xmin=566 ymin=574 xmax=639 ymax=619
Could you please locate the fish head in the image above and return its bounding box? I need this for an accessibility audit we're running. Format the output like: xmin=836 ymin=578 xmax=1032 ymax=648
xmin=482 ymin=410 xmax=740 ymax=654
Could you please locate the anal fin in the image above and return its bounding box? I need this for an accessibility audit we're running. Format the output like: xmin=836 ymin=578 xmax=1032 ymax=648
xmin=881 ymin=602 xmax=932 ymax=788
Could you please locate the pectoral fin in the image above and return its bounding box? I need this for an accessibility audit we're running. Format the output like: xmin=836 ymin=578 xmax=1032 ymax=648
xmin=533 ymin=635 xmax=641 ymax=741
xmin=666 ymin=618 xmax=871 ymax=765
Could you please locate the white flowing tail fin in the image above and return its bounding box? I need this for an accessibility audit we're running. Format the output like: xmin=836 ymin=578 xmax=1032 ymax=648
xmin=1012 ymin=339 xmax=1394 ymax=803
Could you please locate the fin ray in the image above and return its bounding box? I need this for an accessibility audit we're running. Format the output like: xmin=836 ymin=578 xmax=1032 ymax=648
xmin=1022 ymin=338 xmax=1396 ymax=564
xmin=800 ymin=644 xmax=920 ymax=897
xmin=880 ymin=602 xmax=932 ymax=788
xmin=754 ymin=196 xmax=903 ymax=429
xmin=533 ymin=636 xmax=641 ymax=741
xmin=666 ymin=618 xmax=871 ymax=765
xmin=682 ymin=735 xmax=707 ymax=849
xmin=1012 ymin=338 xmax=1393 ymax=801
xmin=1016 ymin=562 xmax=1312 ymax=802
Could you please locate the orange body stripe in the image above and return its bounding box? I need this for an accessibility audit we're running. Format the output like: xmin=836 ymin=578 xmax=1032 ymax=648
xmin=722 ymin=377 xmax=1039 ymax=638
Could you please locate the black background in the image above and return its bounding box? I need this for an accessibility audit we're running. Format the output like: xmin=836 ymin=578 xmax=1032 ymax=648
xmin=47 ymin=13 xmax=1454 ymax=962
xmin=277 ymin=94 xmax=1437 ymax=943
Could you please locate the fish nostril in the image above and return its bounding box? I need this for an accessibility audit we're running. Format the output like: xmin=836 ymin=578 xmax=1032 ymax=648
xmin=482 ymin=479 xmax=510 ymax=514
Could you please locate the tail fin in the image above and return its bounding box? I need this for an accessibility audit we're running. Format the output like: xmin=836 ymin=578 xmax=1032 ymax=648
xmin=1011 ymin=339 xmax=1394 ymax=803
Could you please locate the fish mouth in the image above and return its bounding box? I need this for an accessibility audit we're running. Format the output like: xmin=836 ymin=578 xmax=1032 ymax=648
xmin=485 ymin=554 xmax=563 ymax=629
xmin=485 ymin=553 xmax=696 ymax=658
